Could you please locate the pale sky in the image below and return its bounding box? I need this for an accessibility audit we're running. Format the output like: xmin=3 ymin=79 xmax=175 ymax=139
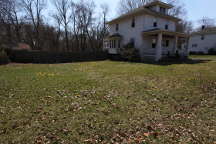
xmin=47 ymin=0 xmax=216 ymax=28
xmin=93 ymin=0 xmax=216 ymax=27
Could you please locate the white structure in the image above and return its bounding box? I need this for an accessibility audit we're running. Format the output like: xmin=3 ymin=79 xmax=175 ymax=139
xmin=104 ymin=1 xmax=188 ymax=61
xmin=189 ymin=27 xmax=216 ymax=54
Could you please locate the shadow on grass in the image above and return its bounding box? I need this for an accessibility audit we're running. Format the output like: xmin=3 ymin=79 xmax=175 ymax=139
xmin=153 ymin=58 xmax=212 ymax=66
xmin=110 ymin=58 xmax=212 ymax=66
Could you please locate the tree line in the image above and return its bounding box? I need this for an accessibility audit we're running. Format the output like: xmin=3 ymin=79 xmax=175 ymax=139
xmin=0 ymin=0 xmax=109 ymax=52
xmin=1 ymin=0 xmax=215 ymax=53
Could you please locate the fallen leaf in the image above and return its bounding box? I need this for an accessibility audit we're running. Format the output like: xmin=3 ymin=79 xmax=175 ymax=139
xmin=144 ymin=132 xmax=150 ymax=137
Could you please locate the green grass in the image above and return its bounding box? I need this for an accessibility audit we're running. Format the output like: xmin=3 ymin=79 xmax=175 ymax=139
xmin=0 ymin=55 xmax=216 ymax=144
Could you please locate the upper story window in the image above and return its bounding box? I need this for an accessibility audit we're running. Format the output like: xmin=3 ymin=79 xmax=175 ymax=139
xmin=131 ymin=18 xmax=135 ymax=28
xmin=165 ymin=24 xmax=169 ymax=30
xmin=130 ymin=38 xmax=135 ymax=47
xmin=153 ymin=22 xmax=157 ymax=27
xmin=152 ymin=39 xmax=156 ymax=48
xmin=192 ymin=44 xmax=198 ymax=48
xmin=116 ymin=24 xmax=119 ymax=31
xmin=166 ymin=40 xmax=169 ymax=47
xmin=160 ymin=7 xmax=166 ymax=14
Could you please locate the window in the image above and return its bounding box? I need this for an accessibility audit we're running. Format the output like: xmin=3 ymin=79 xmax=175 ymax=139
xmin=152 ymin=43 xmax=156 ymax=48
xmin=160 ymin=7 xmax=166 ymax=14
xmin=130 ymin=38 xmax=135 ymax=47
xmin=201 ymin=35 xmax=205 ymax=40
xmin=153 ymin=22 xmax=157 ymax=27
xmin=116 ymin=24 xmax=119 ymax=31
xmin=192 ymin=44 xmax=198 ymax=48
xmin=104 ymin=41 xmax=109 ymax=48
xmin=131 ymin=18 xmax=135 ymax=28
xmin=110 ymin=40 xmax=116 ymax=48
xmin=118 ymin=40 xmax=121 ymax=48
xmin=166 ymin=40 xmax=169 ymax=47
xmin=110 ymin=40 xmax=114 ymax=48
xmin=165 ymin=24 xmax=169 ymax=30
xmin=152 ymin=39 xmax=156 ymax=48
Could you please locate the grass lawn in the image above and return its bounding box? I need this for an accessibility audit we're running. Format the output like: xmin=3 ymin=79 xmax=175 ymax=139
xmin=0 ymin=55 xmax=216 ymax=144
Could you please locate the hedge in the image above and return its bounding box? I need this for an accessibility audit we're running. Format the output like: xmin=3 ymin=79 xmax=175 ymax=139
xmin=6 ymin=49 xmax=108 ymax=64
xmin=208 ymin=48 xmax=216 ymax=55
xmin=0 ymin=49 xmax=10 ymax=65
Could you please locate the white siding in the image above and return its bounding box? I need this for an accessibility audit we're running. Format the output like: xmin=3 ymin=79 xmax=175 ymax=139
xmin=189 ymin=34 xmax=216 ymax=54
xmin=107 ymin=11 xmax=179 ymax=60
xmin=109 ymin=15 xmax=145 ymax=52
xmin=143 ymin=15 xmax=176 ymax=31
xmin=108 ymin=14 xmax=176 ymax=54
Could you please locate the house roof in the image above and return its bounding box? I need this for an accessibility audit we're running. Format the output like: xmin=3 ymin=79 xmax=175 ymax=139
xmin=108 ymin=33 xmax=122 ymax=38
xmin=191 ymin=27 xmax=216 ymax=36
xmin=107 ymin=2 xmax=180 ymax=25
xmin=143 ymin=29 xmax=188 ymax=37
xmin=144 ymin=1 xmax=173 ymax=9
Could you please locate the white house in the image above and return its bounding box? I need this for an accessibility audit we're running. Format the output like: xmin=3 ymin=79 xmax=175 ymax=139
xmin=189 ymin=27 xmax=216 ymax=54
xmin=103 ymin=1 xmax=188 ymax=62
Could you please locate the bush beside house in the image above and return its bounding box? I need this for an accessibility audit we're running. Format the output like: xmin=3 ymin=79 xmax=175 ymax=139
xmin=0 ymin=48 xmax=10 ymax=65
xmin=6 ymin=49 xmax=107 ymax=64
xmin=120 ymin=43 xmax=140 ymax=62
xmin=208 ymin=48 xmax=216 ymax=55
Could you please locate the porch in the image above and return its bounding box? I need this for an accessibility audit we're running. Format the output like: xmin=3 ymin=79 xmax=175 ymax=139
xmin=103 ymin=34 xmax=122 ymax=54
xmin=142 ymin=29 xmax=188 ymax=61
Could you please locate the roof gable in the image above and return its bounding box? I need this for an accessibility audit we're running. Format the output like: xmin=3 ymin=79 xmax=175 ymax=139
xmin=107 ymin=7 xmax=180 ymax=25
xmin=144 ymin=1 xmax=173 ymax=9
xmin=191 ymin=27 xmax=216 ymax=36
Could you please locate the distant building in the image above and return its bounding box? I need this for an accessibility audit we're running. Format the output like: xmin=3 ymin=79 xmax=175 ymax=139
xmin=189 ymin=27 xmax=216 ymax=54
xmin=104 ymin=1 xmax=188 ymax=62
xmin=13 ymin=43 xmax=32 ymax=51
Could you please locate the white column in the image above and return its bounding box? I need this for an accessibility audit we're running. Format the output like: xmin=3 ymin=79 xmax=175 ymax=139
xmin=155 ymin=33 xmax=162 ymax=61
xmin=174 ymin=36 xmax=178 ymax=54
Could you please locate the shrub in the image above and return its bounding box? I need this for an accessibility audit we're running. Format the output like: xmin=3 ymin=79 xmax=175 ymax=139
xmin=7 ymin=49 xmax=107 ymax=64
xmin=0 ymin=48 xmax=10 ymax=65
xmin=208 ymin=48 xmax=216 ymax=55
xmin=190 ymin=51 xmax=205 ymax=55
xmin=120 ymin=42 xmax=140 ymax=62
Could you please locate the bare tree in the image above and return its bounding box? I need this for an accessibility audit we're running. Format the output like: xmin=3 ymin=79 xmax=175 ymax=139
xmin=117 ymin=0 xmax=155 ymax=15
xmin=176 ymin=20 xmax=193 ymax=34
xmin=73 ymin=0 xmax=96 ymax=51
xmin=9 ymin=0 xmax=24 ymax=43
xmin=52 ymin=14 xmax=63 ymax=51
xmin=53 ymin=0 xmax=72 ymax=52
xmin=166 ymin=0 xmax=186 ymax=18
xmin=198 ymin=17 xmax=215 ymax=29
xmin=21 ymin=0 xmax=46 ymax=50
xmin=0 ymin=0 xmax=111 ymax=53
xmin=0 ymin=0 xmax=24 ymax=46
xmin=100 ymin=3 xmax=109 ymax=37
xmin=0 ymin=0 xmax=12 ymax=46
xmin=165 ymin=0 xmax=193 ymax=33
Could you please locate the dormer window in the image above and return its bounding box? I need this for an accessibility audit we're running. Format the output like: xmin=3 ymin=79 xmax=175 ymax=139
xmin=160 ymin=7 xmax=166 ymax=14
xmin=152 ymin=39 xmax=156 ymax=48
xmin=116 ymin=24 xmax=119 ymax=31
xmin=153 ymin=22 xmax=157 ymax=27
xmin=165 ymin=24 xmax=169 ymax=30
xmin=201 ymin=35 xmax=205 ymax=40
xmin=131 ymin=18 xmax=135 ymax=28
xmin=130 ymin=38 xmax=135 ymax=47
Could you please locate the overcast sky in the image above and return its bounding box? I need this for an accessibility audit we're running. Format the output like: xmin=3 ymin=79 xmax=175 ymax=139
xmin=48 ymin=0 xmax=216 ymax=27
xmin=94 ymin=0 xmax=216 ymax=26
